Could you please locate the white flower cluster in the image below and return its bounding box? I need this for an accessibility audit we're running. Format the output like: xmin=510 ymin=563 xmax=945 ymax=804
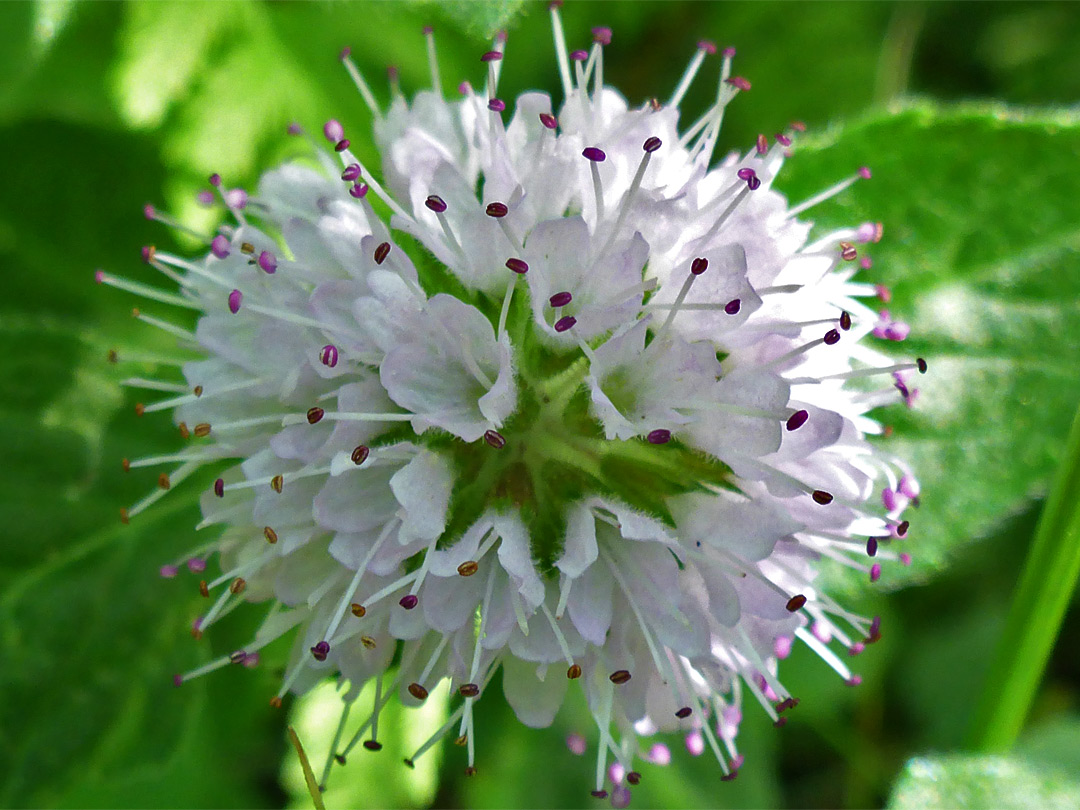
xmin=103 ymin=6 xmax=925 ymax=801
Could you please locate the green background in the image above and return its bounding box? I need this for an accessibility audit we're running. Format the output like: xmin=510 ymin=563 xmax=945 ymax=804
xmin=2 ymin=1 xmax=1079 ymax=808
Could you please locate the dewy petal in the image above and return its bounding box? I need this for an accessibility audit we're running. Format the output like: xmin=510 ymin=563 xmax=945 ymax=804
xmin=389 ymin=449 xmax=454 ymax=544
xmin=501 ymin=655 xmax=569 ymax=729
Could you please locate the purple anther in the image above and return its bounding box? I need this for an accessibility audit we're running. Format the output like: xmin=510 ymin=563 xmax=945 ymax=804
xmin=685 ymin=730 xmax=705 ymax=756
xmin=866 ymin=537 xmax=878 ymax=557
xmin=486 ymin=202 xmax=508 ymax=218
xmin=257 ymin=251 xmax=277 ymax=274
xmin=691 ymin=257 xmax=708 ymax=275
xmin=884 ymin=322 xmax=910 ymax=341
xmin=425 ymin=195 xmax=447 ymax=213
xmin=196 ymin=189 xmax=215 ymax=206
xmin=823 ymin=329 xmax=841 ymax=345
xmin=840 ymin=310 xmax=852 ymax=331
xmin=211 ymin=234 xmax=230 ymax=259
xmin=143 ymin=203 xmax=156 ymax=220
xmin=505 ymin=257 xmax=529 ymax=274
xmin=869 ymin=563 xmax=881 ymax=583
xmin=900 ymin=552 xmax=912 ymax=566
xmin=388 ymin=64 xmax=399 ymax=81
xmin=187 ymin=557 xmax=207 ymax=573
xmin=484 ymin=429 xmax=507 ymax=449
xmin=94 ymin=269 xmax=105 ymax=284
xmin=756 ymin=134 xmax=768 ymax=155
xmin=320 ymin=344 xmax=339 ymax=368
xmin=747 ymin=174 xmax=761 ymax=190
xmin=458 ymin=81 xmax=472 ymax=95
xmin=647 ymin=428 xmax=671 ymax=445
xmin=675 ymin=706 xmax=693 ymax=719
xmin=334 ymin=138 xmax=350 ymax=153
xmin=723 ymin=46 xmax=737 ymax=58
xmin=243 ymin=652 xmax=260 ymax=668
xmin=213 ymin=478 xmax=225 ymax=498
xmin=737 ymin=167 xmax=755 ymax=181
xmin=287 ymin=122 xmax=303 ymax=135
xmin=875 ymin=283 xmax=891 ymax=303
xmin=341 ymin=164 xmax=361 ymax=182
xmin=861 ymin=256 xmax=874 ymax=270
xmin=349 ymin=183 xmax=369 ymax=199
xmin=570 ymin=49 xmax=588 ymax=61
xmin=549 ymin=291 xmax=573 ymax=307
xmin=858 ymin=166 xmax=872 ymax=180
xmin=611 ymin=786 xmax=631 ymax=809
xmin=626 ymin=772 xmax=641 ymax=786
xmin=340 ymin=46 xmax=352 ymax=60
xmin=480 ymin=50 xmax=503 ymax=62
xmin=869 ymin=615 xmax=882 ymax=641
xmin=846 ymin=675 xmax=863 ymax=687
xmin=323 ymin=119 xmax=344 ymax=143
xmin=209 ymin=173 xmax=222 ymax=187
xmin=228 ymin=289 xmax=242 ymax=314
xmin=724 ymin=298 xmax=741 ymax=315
xmin=725 ymin=76 xmax=751 ymax=91
xmin=697 ymin=40 xmax=717 ymax=54
xmin=899 ymin=474 xmax=921 ymax=499
xmin=786 ymin=409 xmax=809 ymax=431
xmin=311 ymin=640 xmax=330 ymax=661
xmin=791 ymin=120 xmax=807 ymax=132
xmin=812 ymin=490 xmax=834 ymax=505
xmin=554 ymin=315 xmax=577 ymax=333
xmin=582 ymin=146 xmax=606 ymax=162
xmin=141 ymin=245 xmax=154 ymax=264
xmin=775 ymin=132 xmax=792 ymax=146
xmin=592 ymin=26 xmax=612 ymax=45
xmin=856 ymin=222 xmax=877 ymax=243
xmin=645 ymin=743 xmax=671 ymax=766
xmin=160 ymin=564 xmax=179 ymax=579
xmin=916 ymin=357 xmax=928 ymax=374
xmin=643 ymin=136 xmax=662 ymax=153
xmin=539 ymin=113 xmax=558 ymax=129
xmin=399 ymin=594 xmax=419 ymax=610
xmin=896 ymin=520 xmax=910 ymax=537
xmin=590 ymin=791 xmax=608 ymax=800
xmin=173 ymin=673 xmax=183 ymax=687
xmin=423 ymin=24 xmax=434 ymax=34
xmin=488 ymin=98 xmax=506 ymax=112
xmin=882 ymin=487 xmax=899 ymax=512
xmin=225 ymin=188 xmax=248 ymax=209
xmin=775 ymin=635 xmax=795 ymax=659
xmin=566 ymin=733 xmax=587 ymax=756
xmin=608 ymin=762 xmax=625 ymax=785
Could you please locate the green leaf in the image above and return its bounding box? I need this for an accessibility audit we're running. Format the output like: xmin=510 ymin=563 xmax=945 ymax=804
xmin=887 ymin=754 xmax=1080 ymax=810
xmin=776 ymin=102 xmax=1080 ymax=594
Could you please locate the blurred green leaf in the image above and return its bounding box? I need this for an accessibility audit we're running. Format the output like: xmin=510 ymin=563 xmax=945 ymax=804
xmin=777 ymin=102 xmax=1080 ymax=594
xmin=887 ymin=753 xmax=1080 ymax=810
xmin=433 ymin=0 xmax=530 ymax=38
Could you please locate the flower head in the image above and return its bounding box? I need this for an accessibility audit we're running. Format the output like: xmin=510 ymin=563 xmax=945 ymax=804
xmin=105 ymin=8 xmax=926 ymax=800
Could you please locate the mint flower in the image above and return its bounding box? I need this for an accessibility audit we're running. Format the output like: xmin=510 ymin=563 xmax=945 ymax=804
xmin=104 ymin=6 xmax=926 ymax=800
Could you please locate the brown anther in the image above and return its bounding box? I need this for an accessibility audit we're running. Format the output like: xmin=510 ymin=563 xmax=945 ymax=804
xmin=193 ymin=423 xmax=211 ymax=437
xmin=457 ymin=560 xmax=479 ymax=577
xmin=240 ymin=241 xmax=255 ymax=255
xmin=229 ymin=650 xmax=246 ymax=664
xmin=360 ymin=635 xmax=376 ymax=649
xmin=374 ymin=242 xmax=391 ymax=265
xmin=120 ymin=508 xmax=130 ymax=524
xmin=121 ymin=458 xmax=130 ymax=472
xmin=350 ymin=603 xmax=367 ymax=617
xmin=649 ymin=97 xmax=661 ymax=111
xmin=812 ymin=490 xmax=834 ymax=505
xmin=351 ymin=445 xmax=370 ymax=465
xmin=464 ymin=766 xmax=477 ymax=777
xmin=363 ymin=740 xmax=383 ymax=751
xmin=263 ymin=526 xmax=278 ymax=544
xmin=158 ymin=473 xmax=171 ymax=490
xmin=454 ymin=735 xmax=468 ymax=747
xmin=839 ymin=241 xmax=858 ymax=261
xmin=107 ymin=349 xmax=119 ymax=363
xmin=199 ymin=580 xmax=209 ymax=598
xmin=193 ymin=385 xmax=203 ymax=397
xmin=229 ymin=577 xmax=246 ymax=594
xmin=131 ymin=307 xmax=141 ymax=318
xmin=178 ymin=422 xmax=190 ymax=439
xmin=134 ymin=403 xmax=145 ymax=416
xmin=191 ymin=627 xmax=203 ymax=640
xmin=334 ymin=754 xmax=346 ymax=765
xmin=884 ymin=425 xmax=894 ymax=437
xmin=840 ymin=311 xmax=852 ymax=331
xmin=786 ymin=594 xmax=807 ymax=612
xmin=408 ymin=682 xmax=429 ymax=700
xmin=626 ymin=772 xmax=641 ymax=785
xmin=609 ymin=669 xmax=631 ymax=685
xmin=675 ymin=706 xmax=693 ymax=718
xmin=269 ymin=696 xmax=283 ymax=708
xmin=403 ymin=758 xmax=415 ymax=769
xmin=270 ymin=474 xmax=284 ymax=493
xmin=459 ymin=683 xmax=480 ymax=697
xmin=567 ymin=664 xmax=582 ymax=679
xmin=774 ymin=716 xmax=788 ymax=728
xmin=306 ymin=406 xmax=324 ymax=424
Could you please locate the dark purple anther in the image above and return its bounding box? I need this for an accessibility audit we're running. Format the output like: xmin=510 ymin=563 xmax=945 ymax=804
xmin=823 ymin=329 xmax=841 ymax=345
xmin=723 ymin=46 xmax=737 ymax=58
xmin=458 ymin=81 xmax=471 ymax=95
xmin=725 ymin=76 xmax=751 ymax=91
xmin=211 ymin=235 xmax=230 ymax=259
xmin=160 ymin=564 xmax=179 ymax=578
xmin=480 ymin=50 xmax=503 ymax=62
xmin=643 ymin=136 xmax=662 ymax=153
xmin=94 ymin=269 xmax=105 ymax=284
xmin=486 ymin=202 xmax=509 ymax=218
xmin=756 ymin=134 xmax=768 ymax=155
xmin=775 ymin=132 xmax=792 ymax=146
xmin=840 ymin=311 xmax=852 ymax=331
xmin=570 ymin=49 xmax=588 ymax=61
xmin=374 ymin=242 xmax=391 ymax=265
xmin=647 ymin=429 xmax=671 ymax=445
xmin=399 ymin=594 xmax=419 ymax=610
xmin=675 ymin=706 xmax=692 ymax=719
xmin=323 ymin=119 xmax=344 ymax=143
xmin=591 ymin=791 xmax=609 ymax=800
xmin=423 ymin=24 xmax=434 ymax=34
xmin=737 ymin=167 xmax=755 ymax=181
xmin=141 ymin=245 xmax=154 ymax=264
xmin=425 ymin=195 xmax=447 ymax=213
xmin=691 ymin=257 xmax=708 ymax=275
xmin=173 ymin=674 xmax=183 ymax=687
xmin=287 ymin=122 xmax=303 ymax=135
xmin=870 ymin=563 xmax=881 ymax=583
xmin=341 ymin=164 xmax=361 ymax=181
xmin=228 ymin=289 xmax=242 ymax=314
xmin=724 ymin=299 xmax=741 ymax=315
xmin=257 ymin=251 xmax=277 ymax=274
xmin=582 ymin=146 xmax=606 ymax=162
xmin=320 ymin=344 xmax=339 ymax=368
xmin=334 ymin=139 xmax=350 ymax=153
xmin=869 ymin=616 xmax=882 ymax=642
xmin=786 ymin=409 xmax=809 ymax=431
xmin=311 ymin=640 xmax=331 ymax=661
xmin=697 ymin=40 xmax=717 ymax=54
xmin=187 ymin=557 xmax=207 ymax=573
xmin=339 ymin=46 xmax=352 ymax=60
xmin=549 ymin=291 xmax=573 ymax=307
xmin=213 ymin=478 xmax=225 ymax=498
xmin=916 ymin=358 xmax=928 ymax=374
xmin=349 ymin=183 xmax=369 ymax=199
xmin=897 ymin=520 xmax=910 ymax=536
xmin=505 ymin=257 xmax=529 ymax=274
xmin=747 ymin=174 xmax=761 ymax=190
xmin=812 ymin=490 xmax=834 ymax=505
xmin=858 ymin=166 xmax=872 ymax=180
xmin=209 ymin=173 xmax=222 ymax=187
xmin=196 ymin=189 xmax=214 ymax=205
xmin=866 ymin=537 xmax=878 ymax=557
xmin=143 ymin=203 xmax=156 ymax=220
xmin=592 ymin=26 xmax=612 ymax=45
xmin=539 ymin=113 xmax=558 ymax=129
xmin=484 ymin=429 xmax=507 ymax=449
xmin=554 ymin=315 xmax=577 ymax=333
xmin=488 ymin=98 xmax=506 ymax=112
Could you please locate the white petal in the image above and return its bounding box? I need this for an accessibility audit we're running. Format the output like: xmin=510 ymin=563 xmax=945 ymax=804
xmin=390 ymin=450 xmax=454 ymax=543
xmin=556 ymin=502 xmax=598 ymax=578
xmin=493 ymin=510 xmax=545 ymax=608
xmin=501 ymin=655 xmax=568 ymax=728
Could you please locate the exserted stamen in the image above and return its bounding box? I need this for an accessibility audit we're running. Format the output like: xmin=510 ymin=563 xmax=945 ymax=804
xmin=582 ymin=147 xmax=607 ymax=224
xmin=787 ymin=167 xmax=872 ymax=219
xmin=339 ymin=47 xmax=381 ymax=115
xmin=670 ymin=40 xmax=716 ymax=108
xmin=423 ymin=26 xmax=442 ymax=99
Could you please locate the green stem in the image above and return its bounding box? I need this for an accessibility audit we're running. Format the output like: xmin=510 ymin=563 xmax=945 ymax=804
xmin=967 ymin=403 xmax=1080 ymax=751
